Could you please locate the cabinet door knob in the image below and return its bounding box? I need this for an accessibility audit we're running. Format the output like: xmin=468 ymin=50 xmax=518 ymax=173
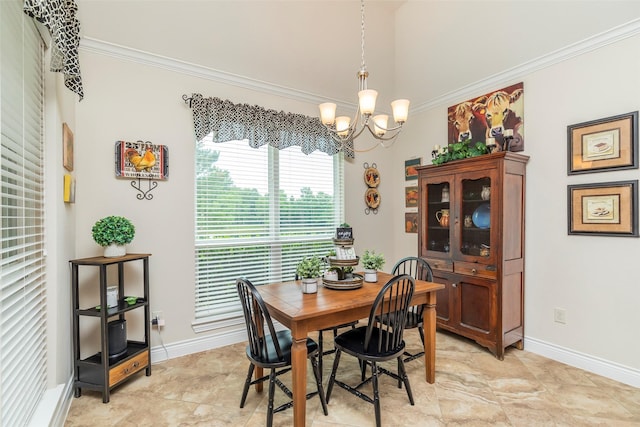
xmin=471 ymin=268 xmax=477 ymax=275
xmin=452 ymin=283 xmax=457 ymax=288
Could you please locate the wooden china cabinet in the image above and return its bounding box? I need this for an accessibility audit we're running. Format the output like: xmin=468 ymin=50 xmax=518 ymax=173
xmin=417 ymin=152 xmax=528 ymax=359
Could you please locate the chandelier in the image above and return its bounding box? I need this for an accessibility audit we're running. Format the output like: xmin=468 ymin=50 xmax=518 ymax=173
xmin=319 ymin=0 xmax=409 ymax=148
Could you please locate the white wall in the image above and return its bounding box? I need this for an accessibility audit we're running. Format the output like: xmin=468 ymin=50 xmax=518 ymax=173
xmin=72 ymin=49 xmax=392 ymax=350
xmin=63 ymin=19 xmax=639 ymax=397
xmin=393 ymin=33 xmax=640 ymax=383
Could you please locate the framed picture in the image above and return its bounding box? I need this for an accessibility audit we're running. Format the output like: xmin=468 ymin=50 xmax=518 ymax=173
xmin=63 ymin=123 xmax=74 ymax=171
xmin=447 ymin=82 xmax=524 ymax=151
xmin=115 ymin=140 xmax=169 ymax=180
xmin=405 ymin=212 xmax=418 ymax=233
xmin=405 ymin=158 xmax=421 ymax=181
xmin=63 ymin=174 xmax=75 ymax=203
xmin=405 ymin=186 xmax=418 ymax=208
xmin=568 ymin=180 xmax=638 ymax=237
xmin=567 ymin=111 xmax=638 ymax=174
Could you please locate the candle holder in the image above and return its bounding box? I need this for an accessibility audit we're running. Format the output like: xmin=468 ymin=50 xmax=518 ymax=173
xmin=486 ymin=137 xmax=498 ymax=153
xmin=503 ymin=129 xmax=514 ymax=151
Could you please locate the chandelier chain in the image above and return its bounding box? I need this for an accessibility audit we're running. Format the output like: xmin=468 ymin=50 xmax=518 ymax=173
xmin=360 ymin=0 xmax=366 ymax=71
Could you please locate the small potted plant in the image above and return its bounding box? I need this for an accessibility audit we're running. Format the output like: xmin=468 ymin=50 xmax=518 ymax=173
xmin=296 ymin=255 xmax=323 ymax=293
xmin=323 ymin=250 xmax=339 ymax=281
xmin=92 ymin=216 xmax=135 ymax=258
xmin=361 ymin=249 xmax=385 ymax=282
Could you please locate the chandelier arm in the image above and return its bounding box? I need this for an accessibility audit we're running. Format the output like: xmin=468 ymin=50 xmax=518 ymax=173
xmin=363 ymin=122 xmax=405 ymax=142
xmin=371 ymin=121 xmax=405 ymax=133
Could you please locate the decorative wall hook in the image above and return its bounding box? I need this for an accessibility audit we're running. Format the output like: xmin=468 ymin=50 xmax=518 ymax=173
xmin=130 ymin=178 xmax=158 ymax=200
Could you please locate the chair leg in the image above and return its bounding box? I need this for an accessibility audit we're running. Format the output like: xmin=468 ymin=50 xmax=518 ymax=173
xmin=397 ymin=358 xmax=402 ymax=388
xmin=266 ymin=369 xmax=277 ymax=427
xmin=240 ymin=363 xmax=255 ymax=408
xmin=326 ymin=349 xmax=342 ymax=402
xmin=310 ymin=355 xmax=329 ymax=415
xmin=318 ymin=330 xmax=324 ymax=375
xmin=398 ymin=357 xmax=414 ymax=405
xmin=371 ymin=361 xmax=381 ymax=427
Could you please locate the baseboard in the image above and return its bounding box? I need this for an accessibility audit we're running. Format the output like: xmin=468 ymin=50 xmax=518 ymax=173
xmin=150 ymin=328 xmax=248 ymax=363
xmin=29 ymin=379 xmax=73 ymax=427
xmin=524 ymin=336 xmax=640 ymax=388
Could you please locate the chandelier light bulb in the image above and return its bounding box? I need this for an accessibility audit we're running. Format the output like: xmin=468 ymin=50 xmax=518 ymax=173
xmin=391 ymin=99 xmax=410 ymax=123
xmin=335 ymin=116 xmax=351 ymax=136
xmin=319 ymin=102 xmax=337 ymax=125
xmin=358 ymin=89 xmax=378 ymax=116
xmin=373 ymin=114 xmax=388 ymax=136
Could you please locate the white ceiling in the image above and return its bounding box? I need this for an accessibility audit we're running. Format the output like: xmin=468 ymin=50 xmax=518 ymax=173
xmin=76 ymin=1 xmax=640 ymax=109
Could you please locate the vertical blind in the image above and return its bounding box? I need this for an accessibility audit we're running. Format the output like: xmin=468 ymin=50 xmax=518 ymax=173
xmin=0 ymin=0 xmax=47 ymax=425
xmin=195 ymin=136 xmax=343 ymax=320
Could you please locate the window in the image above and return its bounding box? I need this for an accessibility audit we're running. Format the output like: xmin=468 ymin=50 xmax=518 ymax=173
xmin=0 ymin=1 xmax=47 ymax=424
xmin=194 ymin=136 xmax=343 ymax=323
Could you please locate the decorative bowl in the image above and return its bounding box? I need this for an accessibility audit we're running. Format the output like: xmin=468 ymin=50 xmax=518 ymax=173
xmin=472 ymin=203 xmax=491 ymax=229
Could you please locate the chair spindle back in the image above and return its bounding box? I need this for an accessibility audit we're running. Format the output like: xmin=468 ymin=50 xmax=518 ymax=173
xmin=236 ymin=277 xmax=284 ymax=362
xmin=365 ymin=274 xmax=415 ymax=353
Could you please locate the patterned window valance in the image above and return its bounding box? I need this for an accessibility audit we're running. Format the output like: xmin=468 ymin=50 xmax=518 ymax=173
xmin=24 ymin=0 xmax=84 ymax=100
xmin=184 ymin=93 xmax=352 ymax=158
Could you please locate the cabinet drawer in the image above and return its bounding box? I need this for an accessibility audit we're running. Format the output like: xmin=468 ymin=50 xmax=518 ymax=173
xmin=425 ymin=258 xmax=453 ymax=272
xmin=454 ymin=261 xmax=497 ymax=279
xmin=109 ymin=350 xmax=148 ymax=386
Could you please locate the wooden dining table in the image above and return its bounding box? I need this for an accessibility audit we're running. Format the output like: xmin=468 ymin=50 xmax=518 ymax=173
xmin=257 ymin=271 xmax=444 ymax=427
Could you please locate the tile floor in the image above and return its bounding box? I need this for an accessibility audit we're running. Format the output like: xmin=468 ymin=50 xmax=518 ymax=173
xmin=65 ymin=330 xmax=640 ymax=426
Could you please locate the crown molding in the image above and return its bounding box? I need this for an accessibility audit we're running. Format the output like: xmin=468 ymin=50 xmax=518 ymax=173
xmin=81 ymin=17 xmax=640 ymax=113
xmin=413 ymin=18 xmax=640 ymax=113
xmin=79 ymin=37 xmax=355 ymax=111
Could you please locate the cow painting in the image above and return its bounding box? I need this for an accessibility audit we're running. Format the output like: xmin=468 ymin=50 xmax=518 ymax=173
xmin=447 ymin=82 xmax=524 ymax=152
xmin=447 ymin=101 xmax=488 ymax=144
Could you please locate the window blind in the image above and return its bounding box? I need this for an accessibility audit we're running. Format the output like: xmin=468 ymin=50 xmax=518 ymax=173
xmin=0 ymin=1 xmax=47 ymax=425
xmin=195 ymin=137 xmax=343 ymax=320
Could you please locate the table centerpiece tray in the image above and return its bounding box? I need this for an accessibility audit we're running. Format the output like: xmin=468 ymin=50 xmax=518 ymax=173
xmin=326 ymin=256 xmax=359 ymax=267
xmin=322 ymin=273 xmax=364 ymax=290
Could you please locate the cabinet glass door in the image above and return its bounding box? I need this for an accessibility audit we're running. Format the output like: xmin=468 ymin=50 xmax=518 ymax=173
xmin=426 ymin=180 xmax=451 ymax=253
xmin=460 ymin=176 xmax=492 ymax=257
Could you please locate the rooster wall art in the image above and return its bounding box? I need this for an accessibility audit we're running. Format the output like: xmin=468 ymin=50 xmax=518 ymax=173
xmin=115 ymin=141 xmax=169 ymax=180
xmin=125 ymin=147 xmax=156 ymax=172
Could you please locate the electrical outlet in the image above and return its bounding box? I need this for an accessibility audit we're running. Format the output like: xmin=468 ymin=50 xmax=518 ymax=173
xmin=152 ymin=311 xmax=165 ymax=327
xmin=554 ymin=308 xmax=567 ymax=324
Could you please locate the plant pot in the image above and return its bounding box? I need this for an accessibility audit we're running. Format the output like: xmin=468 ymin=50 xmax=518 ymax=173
xmin=104 ymin=243 xmax=126 ymax=258
xmin=324 ymin=271 xmax=338 ymax=281
xmin=301 ymin=278 xmax=318 ymax=294
xmin=364 ymin=269 xmax=377 ymax=283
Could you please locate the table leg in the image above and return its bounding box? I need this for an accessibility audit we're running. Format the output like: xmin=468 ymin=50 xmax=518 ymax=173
xmin=291 ymin=335 xmax=307 ymax=427
xmin=423 ymin=293 xmax=437 ymax=384
xmin=254 ymin=366 xmax=263 ymax=392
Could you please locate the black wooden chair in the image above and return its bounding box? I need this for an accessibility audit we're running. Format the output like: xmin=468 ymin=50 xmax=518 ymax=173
xmin=387 ymin=256 xmax=434 ymax=363
xmin=326 ymin=274 xmax=415 ymax=427
xmin=236 ymin=278 xmax=328 ymax=427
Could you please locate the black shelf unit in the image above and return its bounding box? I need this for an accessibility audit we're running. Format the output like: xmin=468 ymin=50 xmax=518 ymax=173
xmin=70 ymin=253 xmax=152 ymax=403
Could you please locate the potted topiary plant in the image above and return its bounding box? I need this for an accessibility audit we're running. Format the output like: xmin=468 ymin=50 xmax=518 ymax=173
xmin=296 ymin=255 xmax=323 ymax=294
xmin=361 ymin=249 xmax=385 ymax=282
xmin=92 ymin=215 xmax=135 ymax=258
